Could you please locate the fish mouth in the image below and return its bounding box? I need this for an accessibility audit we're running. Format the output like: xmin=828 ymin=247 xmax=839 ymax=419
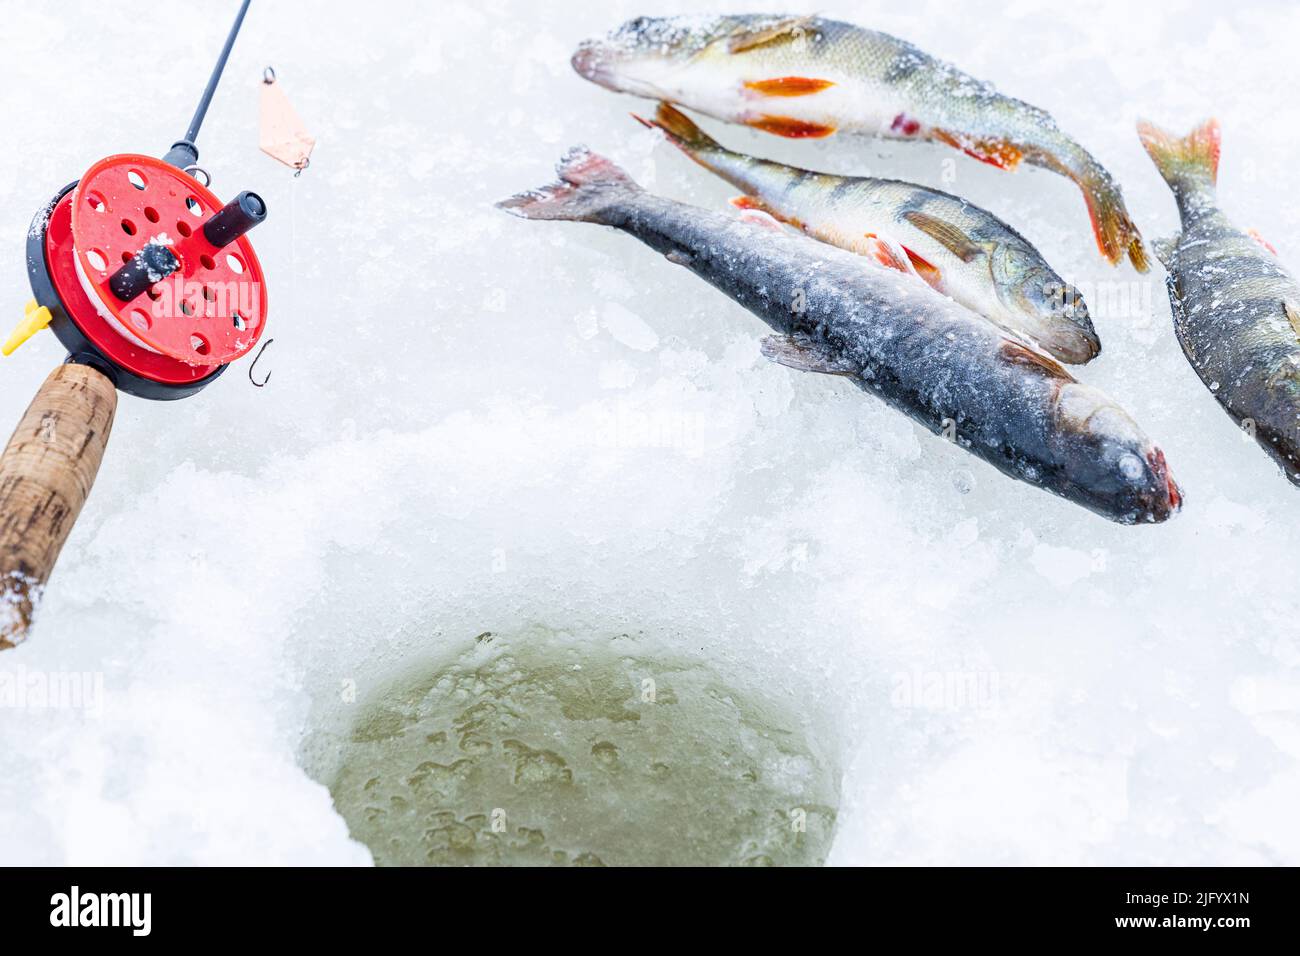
xmin=999 ymin=277 xmax=1100 ymax=364
xmin=1143 ymin=447 xmax=1183 ymax=521
xmin=571 ymin=43 xmax=619 ymax=91
xmin=571 ymin=40 xmax=673 ymax=99
xmin=1036 ymin=325 xmax=1101 ymax=365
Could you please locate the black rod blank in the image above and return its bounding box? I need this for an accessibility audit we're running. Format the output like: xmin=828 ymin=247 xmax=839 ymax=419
xmin=186 ymin=0 xmax=252 ymax=144
xmin=163 ymin=0 xmax=252 ymax=169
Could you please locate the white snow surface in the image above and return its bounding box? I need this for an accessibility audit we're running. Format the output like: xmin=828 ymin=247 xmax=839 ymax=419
xmin=1 ymin=0 xmax=1299 ymax=865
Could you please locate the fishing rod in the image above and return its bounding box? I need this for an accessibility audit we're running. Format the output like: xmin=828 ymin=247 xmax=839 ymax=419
xmin=168 ymin=0 xmax=253 ymax=169
xmin=0 ymin=0 xmax=269 ymax=649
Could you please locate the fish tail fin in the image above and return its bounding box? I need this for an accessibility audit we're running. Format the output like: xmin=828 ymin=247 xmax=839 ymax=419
xmin=496 ymin=146 xmax=641 ymax=223
xmin=1136 ymin=117 xmax=1220 ymax=217
xmin=635 ymin=102 xmax=770 ymax=197
xmin=1136 ymin=118 xmax=1220 ymax=189
xmin=638 ymin=102 xmax=726 ymax=155
xmin=1068 ymin=157 xmax=1149 ymax=272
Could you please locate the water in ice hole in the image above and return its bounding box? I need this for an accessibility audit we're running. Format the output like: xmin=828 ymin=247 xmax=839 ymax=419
xmin=313 ymin=628 xmax=839 ymax=866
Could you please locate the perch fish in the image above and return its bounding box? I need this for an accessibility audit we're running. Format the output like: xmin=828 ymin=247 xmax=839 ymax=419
xmin=1139 ymin=118 xmax=1300 ymax=485
xmin=637 ymin=102 xmax=1100 ymax=363
xmin=498 ymin=148 xmax=1181 ymax=523
xmin=573 ymin=14 xmax=1148 ymax=270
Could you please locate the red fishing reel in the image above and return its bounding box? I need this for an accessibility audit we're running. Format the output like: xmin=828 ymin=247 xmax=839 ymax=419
xmin=25 ymin=154 xmax=268 ymax=400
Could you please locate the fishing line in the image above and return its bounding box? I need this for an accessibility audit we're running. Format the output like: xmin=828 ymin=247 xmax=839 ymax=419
xmin=251 ymin=62 xmax=316 ymax=387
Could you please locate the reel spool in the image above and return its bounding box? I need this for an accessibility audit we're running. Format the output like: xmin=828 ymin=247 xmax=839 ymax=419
xmin=25 ymin=155 xmax=268 ymax=400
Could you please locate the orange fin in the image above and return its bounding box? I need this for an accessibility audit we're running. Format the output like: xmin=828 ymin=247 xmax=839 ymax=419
xmin=932 ymin=129 xmax=1024 ymax=170
xmin=738 ymin=208 xmax=785 ymax=233
xmin=1136 ymin=118 xmax=1220 ymax=188
xmin=747 ymin=115 xmax=837 ymax=139
xmin=734 ymin=195 xmax=802 ymax=230
xmin=744 ymin=77 xmax=835 ymax=97
xmin=897 ymin=245 xmax=944 ymax=293
xmin=862 ymin=233 xmax=918 ymax=277
xmin=1072 ymin=167 xmax=1148 ymax=271
xmin=1248 ymin=228 xmax=1278 ymax=256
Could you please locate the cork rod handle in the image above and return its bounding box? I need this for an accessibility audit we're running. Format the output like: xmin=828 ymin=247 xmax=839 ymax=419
xmin=0 ymin=363 xmax=117 ymax=649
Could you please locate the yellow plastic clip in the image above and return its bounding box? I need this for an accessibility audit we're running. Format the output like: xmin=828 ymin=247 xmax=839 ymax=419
xmin=3 ymin=300 xmax=52 ymax=356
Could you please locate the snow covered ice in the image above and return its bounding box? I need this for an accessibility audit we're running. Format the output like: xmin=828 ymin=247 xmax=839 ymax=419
xmin=1 ymin=0 xmax=1299 ymax=865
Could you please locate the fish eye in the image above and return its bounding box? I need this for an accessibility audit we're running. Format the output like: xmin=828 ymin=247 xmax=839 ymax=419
xmin=1118 ymin=453 xmax=1145 ymax=481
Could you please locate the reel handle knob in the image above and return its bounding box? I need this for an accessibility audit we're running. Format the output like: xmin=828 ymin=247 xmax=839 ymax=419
xmin=110 ymin=242 xmax=180 ymax=302
xmin=0 ymin=362 xmax=117 ymax=649
xmin=203 ymin=190 xmax=267 ymax=248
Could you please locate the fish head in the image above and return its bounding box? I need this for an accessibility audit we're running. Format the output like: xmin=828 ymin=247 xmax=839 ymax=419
xmin=1053 ymin=383 xmax=1183 ymax=523
xmin=991 ymin=248 xmax=1100 ymax=363
xmin=571 ymin=15 xmax=753 ymax=99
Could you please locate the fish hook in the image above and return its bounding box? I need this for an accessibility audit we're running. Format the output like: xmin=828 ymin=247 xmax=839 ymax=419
xmin=249 ymin=338 xmax=273 ymax=387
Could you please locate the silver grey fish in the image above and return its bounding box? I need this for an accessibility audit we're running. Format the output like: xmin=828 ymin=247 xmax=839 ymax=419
xmin=637 ymin=101 xmax=1100 ymax=364
xmin=498 ymin=147 xmax=1181 ymax=523
xmin=1139 ymin=118 xmax=1300 ymax=486
xmin=572 ymin=13 xmax=1148 ymax=270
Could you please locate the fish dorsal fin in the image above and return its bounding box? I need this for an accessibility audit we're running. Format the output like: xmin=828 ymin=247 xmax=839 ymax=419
xmin=1285 ymin=301 xmax=1300 ymax=341
xmin=727 ymin=16 xmax=815 ymax=54
xmin=760 ymin=334 xmax=857 ymax=377
xmin=1152 ymin=236 xmax=1177 ymax=270
xmin=902 ymin=210 xmax=984 ymax=263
